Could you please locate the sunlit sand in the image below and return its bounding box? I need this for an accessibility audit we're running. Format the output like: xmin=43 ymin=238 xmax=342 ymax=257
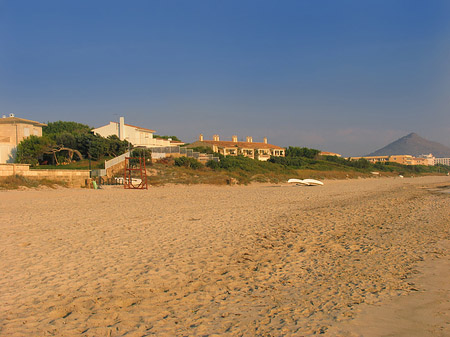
xmin=1 ymin=176 xmax=449 ymax=336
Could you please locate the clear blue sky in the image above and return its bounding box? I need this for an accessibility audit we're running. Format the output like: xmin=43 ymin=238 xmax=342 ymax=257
xmin=1 ymin=0 xmax=449 ymax=156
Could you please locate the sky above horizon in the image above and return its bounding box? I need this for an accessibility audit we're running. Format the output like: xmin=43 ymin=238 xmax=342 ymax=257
xmin=1 ymin=0 xmax=450 ymax=156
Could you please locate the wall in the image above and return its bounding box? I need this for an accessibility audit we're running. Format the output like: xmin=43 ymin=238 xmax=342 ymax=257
xmin=0 ymin=122 xmax=43 ymax=163
xmin=105 ymin=161 xmax=125 ymax=178
xmin=435 ymin=158 xmax=450 ymax=166
xmin=0 ymin=144 xmax=15 ymax=163
xmin=0 ymin=164 xmax=90 ymax=187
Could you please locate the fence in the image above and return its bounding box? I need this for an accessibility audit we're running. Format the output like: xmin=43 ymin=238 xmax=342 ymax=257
xmin=149 ymin=146 xmax=219 ymax=162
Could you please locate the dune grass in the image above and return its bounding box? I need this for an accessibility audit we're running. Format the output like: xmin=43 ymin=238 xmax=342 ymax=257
xmin=0 ymin=175 xmax=67 ymax=190
xmin=143 ymin=160 xmax=377 ymax=186
xmin=143 ymin=155 xmax=448 ymax=186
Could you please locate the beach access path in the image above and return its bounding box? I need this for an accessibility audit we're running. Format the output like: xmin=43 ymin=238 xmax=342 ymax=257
xmin=1 ymin=176 xmax=449 ymax=336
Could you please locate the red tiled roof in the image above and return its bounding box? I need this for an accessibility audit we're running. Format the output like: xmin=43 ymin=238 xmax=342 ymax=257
xmin=125 ymin=123 xmax=156 ymax=133
xmin=201 ymin=140 xmax=284 ymax=150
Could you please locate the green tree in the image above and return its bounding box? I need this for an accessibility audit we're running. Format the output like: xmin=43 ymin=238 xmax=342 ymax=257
xmin=107 ymin=135 xmax=130 ymax=157
xmin=285 ymin=146 xmax=320 ymax=159
xmin=15 ymin=135 xmax=55 ymax=166
xmin=174 ymin=157 xmax=203 ymax=169
xmin=54 ymin=132 xmax=77 ymax=149
xmin=43 ymin=121 xmax=91 ymax=136
xmin=153 ymin=134 xmax=182 ymax=142
xmin=189 ymin=146 xmax=214 ymax=154
xmin=131 ymin=148 xmax=152 ymax=165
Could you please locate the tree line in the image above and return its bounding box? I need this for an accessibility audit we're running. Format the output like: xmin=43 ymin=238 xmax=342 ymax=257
xmin=15 ymin=121 xmax=130 ymax=166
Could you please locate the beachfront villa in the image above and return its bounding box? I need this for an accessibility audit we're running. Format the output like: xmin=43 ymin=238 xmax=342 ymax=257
xmin=93 ymin=117 xmax=184 ymax=148
xmin=187 ymin=134 xmax=285 ymax=161
xmin=0 ymin=114 xmax=46 ymax=163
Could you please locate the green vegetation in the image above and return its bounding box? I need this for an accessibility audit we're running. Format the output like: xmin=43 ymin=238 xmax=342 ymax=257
xmin=15 ymin=121 xmax=129 ymax=166
xmin=174 ymin=156 xmax=203 ymax=169
xmin=203 ymin=155 xmax=296 ymax=184
xmin=15 ymin=135 xmax=53 ymax=166
xmin=153 ymin=134 xmax=182 ymax=142
xmin=0 ymin=175 xmax=67 ymax=190
xmin=33 ymin=158 xmax=107 ymax=170
xmin=149 ymin=147 xmax=449 ymax=185
xmin=188 ymin=146 xmax=215 ymax=154
xmin=13 ymin=120 xmax=449 ymax=185
xmin=130 ymin=148 xmax=152 ymax=166
xmin=268 ymin=149 xmax=449 ymax=176
xmin=285 ymin=146 xmax=320 ymax=159
xmin=43 ymin=121 xmax=91 ymax=135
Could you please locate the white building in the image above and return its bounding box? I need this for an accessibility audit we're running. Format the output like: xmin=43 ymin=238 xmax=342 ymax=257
xmin=0 ymin=114 xmax=46 ymax=163
xmin=93 ymin=117 xmax=183 ymax=148
xmin=417 ymin=153 xmax=435 ymax=166
xmin=434 ymin=157 xmax=450 ymax=166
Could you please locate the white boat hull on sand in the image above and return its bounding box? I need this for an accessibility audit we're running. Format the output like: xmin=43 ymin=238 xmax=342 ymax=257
xmin=288 ymin=178 xmax=307 ymax=185
xmin=288 ymin=178 xmax=324 ymax=186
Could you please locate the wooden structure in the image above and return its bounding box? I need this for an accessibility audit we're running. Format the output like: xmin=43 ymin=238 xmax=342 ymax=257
xmin=123 ymin=157 xmax=148 ymax=189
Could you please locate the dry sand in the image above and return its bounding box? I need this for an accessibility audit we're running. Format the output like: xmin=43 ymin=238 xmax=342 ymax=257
xmin=1 ymin=176 xmax=449 ymax=336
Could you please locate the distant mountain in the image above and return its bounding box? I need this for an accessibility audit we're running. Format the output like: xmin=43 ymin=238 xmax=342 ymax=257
xmin=367 ymin=133 xmax=450 ymax=158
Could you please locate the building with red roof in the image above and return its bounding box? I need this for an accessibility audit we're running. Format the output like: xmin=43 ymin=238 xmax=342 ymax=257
xmin=188 ymin=134 xmax=285 ymax=161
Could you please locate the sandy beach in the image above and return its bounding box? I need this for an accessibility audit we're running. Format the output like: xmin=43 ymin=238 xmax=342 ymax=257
xmin=1 ymin=176 xmax=449 ymax=336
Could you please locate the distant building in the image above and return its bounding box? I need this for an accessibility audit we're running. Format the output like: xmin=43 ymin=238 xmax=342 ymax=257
xmin=349 ymin=155 xmax=389 ymax=163
xmin=388 ymin=155 xmax=413 ymax=165
xmin=434 ymin=157 xmax=450 ymax=166
xmin=417 ymin=153 xmax=435 ymax=166
xmin=187 ymin=134 xmax=285 ymax=161
xmin=349 ymin=154 xmax=436 ymax=166
xmin=93 ymin=117 xmax=183 ymax=148
xmin=0 ymin=114 xmax=46 ymax=163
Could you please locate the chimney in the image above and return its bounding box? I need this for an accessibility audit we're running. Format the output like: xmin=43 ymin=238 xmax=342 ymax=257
xmin=246 ymin=136 xmax=253 ymax=143
xmin=199 ymin=133 xmax=204 ymax=141
xmin=119 ymin=116 xmax=125 ymax=140
xmin=213 ymin=134 xmax=220 ymax=141
xmin=9 ymin=113 xmax=15 ymax=117
xmin=263 ymin=137 xmax=267 ymax=144
xmin=232 ymin=135 xmax=238 ymax=142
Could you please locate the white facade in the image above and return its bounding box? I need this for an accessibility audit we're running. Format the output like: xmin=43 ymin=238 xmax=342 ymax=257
xmin=0 ymin=144 xmax=16 ymax=163
xmin=434 ymin=158 xmax=450 ymax=166
xmin=417 ymin=153 xmax=435 ymax=166
xmin=0 ymin=115 xmax=46 ymax=163
xmin=93 ymin=117 xmax=180 ymax=148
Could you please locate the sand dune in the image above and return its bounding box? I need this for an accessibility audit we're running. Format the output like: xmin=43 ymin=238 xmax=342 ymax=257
xmin=1 ymin=176 xmax=449 ymax=336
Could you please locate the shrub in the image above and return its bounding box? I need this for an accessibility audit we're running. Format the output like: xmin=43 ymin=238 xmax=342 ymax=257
xmin=268 ymin=156 xmax=306 ymax=168
xmin=131 ymin=148 xmax=152 ymax=165
xmin=174 ymin=156 xmax=203 ymax=169
xmin=285 ymin=146 xmax=320 ymax=159
xmin=206 ymin=160 xmax=220 ymax=170
xmin=43 ymin=121 xmax=91 ymax=136
xmin=189 ymin=146 xmax=215 ymax=154
xmin=15 ymin=135 xmax=54 ymax=166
